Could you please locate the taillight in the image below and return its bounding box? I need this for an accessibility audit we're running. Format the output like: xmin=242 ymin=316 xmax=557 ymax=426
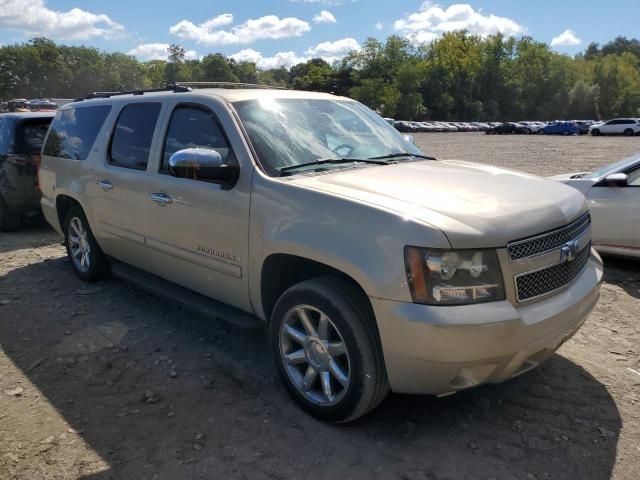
xmin=34 ymin=154 xmax=42 ymax=192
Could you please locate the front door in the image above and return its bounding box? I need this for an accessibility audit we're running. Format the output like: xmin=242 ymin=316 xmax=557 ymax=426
xmin=144 ymin=100 xmax=252 ymax=311
xmin=589 ymin=164 xmax=640 ymax=252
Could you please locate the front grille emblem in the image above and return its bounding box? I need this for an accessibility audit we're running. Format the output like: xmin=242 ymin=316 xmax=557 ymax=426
xmin=559 ymin=239 xmax=580 ymax=264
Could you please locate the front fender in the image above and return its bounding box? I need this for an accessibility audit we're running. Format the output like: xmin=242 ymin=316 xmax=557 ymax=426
xmin=248 ymin=173 xmax=451 ymax=319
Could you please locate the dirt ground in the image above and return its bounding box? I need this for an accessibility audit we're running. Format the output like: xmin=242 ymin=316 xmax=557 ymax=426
xmin=1 ymin=133 xmax=639 ymax=480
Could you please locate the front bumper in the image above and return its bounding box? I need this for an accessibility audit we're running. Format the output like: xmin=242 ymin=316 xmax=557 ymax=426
xmin=371 ymin=250 xmax=603 ymax=395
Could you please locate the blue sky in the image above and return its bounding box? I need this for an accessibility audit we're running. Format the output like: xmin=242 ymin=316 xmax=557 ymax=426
xmin=1 ymin=0 xmax=638 ymax=67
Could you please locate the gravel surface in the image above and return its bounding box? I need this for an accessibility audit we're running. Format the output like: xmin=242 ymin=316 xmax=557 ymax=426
xmin=1 ymin=133 xmax=639 ymax=480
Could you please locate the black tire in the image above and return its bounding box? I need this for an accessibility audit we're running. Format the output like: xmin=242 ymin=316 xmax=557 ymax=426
xmin=270 ymin=277 xmax=389 ymax=423
xmin=623 ymin=128 xmax=633 ymax=137
xmin=538 ymin=129 xmax=545 ymax=135
xmin=591 ymin=129 xmax=600 ymax=136
xmin=63 ymin=206 xmax=110 ymax=281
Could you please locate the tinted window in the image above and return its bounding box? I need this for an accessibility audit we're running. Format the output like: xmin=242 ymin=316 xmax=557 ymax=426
xmin=109 ymin=103 xmax=161 ymax=170
xmin=161 ymin=106 xmax=232 ymax=172
xmin=627 ymin=167 xmax=640 ymax=187
xmin=0 ymin=118 xmax=15 ymax=154
xmin=15 ymin=118 xmax=53 ymax=154
xmin=43 ymin=105 xmax=111 ymax=160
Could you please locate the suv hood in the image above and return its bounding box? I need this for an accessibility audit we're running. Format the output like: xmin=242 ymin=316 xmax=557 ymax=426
xmin=294 ymin=159 xmax=587 ymax=249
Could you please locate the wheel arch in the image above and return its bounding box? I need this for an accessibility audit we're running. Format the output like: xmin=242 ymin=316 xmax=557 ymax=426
xmin=259 ymin=253 xmax=375 ymax=325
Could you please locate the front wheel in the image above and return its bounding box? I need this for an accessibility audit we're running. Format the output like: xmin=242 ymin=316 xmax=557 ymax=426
xmin=64 ymin=206 xmax=110 ymax=281
xmin=270 ymin=277 xmax=389 ymax=422
xmin=591 ymin=129 xmax=600 ymax=136
xmin=538 ymin=129 xmax=545 ymax=135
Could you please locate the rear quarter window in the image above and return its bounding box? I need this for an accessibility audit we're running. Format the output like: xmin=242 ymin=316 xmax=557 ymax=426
xmin=43 ymin=105 xmax=111 ymax=160
xmin=15 ymin=118 xmax=53 ymax=154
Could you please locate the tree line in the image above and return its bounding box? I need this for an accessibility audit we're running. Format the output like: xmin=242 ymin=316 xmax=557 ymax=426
xmin=1 ymin=33 xmax=639 ymax=121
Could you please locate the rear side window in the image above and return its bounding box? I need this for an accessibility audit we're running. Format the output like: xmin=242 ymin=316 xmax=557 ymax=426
xmin=161 ymin=105 xmax=232 ymax=172
xmin=43 ymin=105 xmax=111 ymax=160
xmin=15 ymin=119 xmax=53 ymax=154
xmin=109 ymin=103 xmax=161 ymax=170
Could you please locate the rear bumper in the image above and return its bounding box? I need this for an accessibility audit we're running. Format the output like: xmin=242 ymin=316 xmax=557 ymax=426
xmin=371 ymin=250 xmax=603 ymax=395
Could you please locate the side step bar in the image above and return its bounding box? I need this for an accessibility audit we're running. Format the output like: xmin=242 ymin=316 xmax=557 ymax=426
xmin=110 ymin=261 xmax=262 ymax=330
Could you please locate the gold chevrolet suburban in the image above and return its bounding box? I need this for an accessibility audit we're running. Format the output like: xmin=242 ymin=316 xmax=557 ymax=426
xmin=38 ymin=84 xmax=603 ymax=422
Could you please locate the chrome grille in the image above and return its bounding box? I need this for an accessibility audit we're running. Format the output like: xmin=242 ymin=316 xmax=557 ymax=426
xmin=508 ymin=213 xmax=591 ymax=261
xmin=515 ymin=245 xmax=591 ymax=301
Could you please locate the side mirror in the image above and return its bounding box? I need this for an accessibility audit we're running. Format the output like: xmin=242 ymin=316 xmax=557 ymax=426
xmin=604 ymin=172 xmax=628 ymax=187
xmin=168 ymin=148 xmax=239 ymax=187
xmin=403 ymin=134 xmax=415 ymax=145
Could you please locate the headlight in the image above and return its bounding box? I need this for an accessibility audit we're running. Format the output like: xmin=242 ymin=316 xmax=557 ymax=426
xmin=404 ymin=247 xmax=505 ymax=305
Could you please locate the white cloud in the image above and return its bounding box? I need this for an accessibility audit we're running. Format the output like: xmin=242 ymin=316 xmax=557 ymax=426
xmin=170 ymin=13 xmax=311 ymax=46
xmin=550 ymin=29 xmax=581 ymax=47
xmin=375 ymin=22 xmax=384 ymax=30
xmin=229 ymin=48 xmax=307 ymax=69
xmin=0 ymin=0 xmax=124 ymax=40
xmin=127 ymin=43 xmax=198 ymax=61
xmin=229 ymin=37 xmax=358 ymax=70
xmin=313 ymin=10 xmax=337 ymax=24
xmin=305 ymin=37 xmax=360 ymax=62
xmin=394 ymin=2 xmax=525 ymax=44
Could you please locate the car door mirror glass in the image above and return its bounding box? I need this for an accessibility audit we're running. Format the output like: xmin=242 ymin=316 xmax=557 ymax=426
xmin=604 ymin=172 xmax=628 ymax=187
xmin=168 ymin=148 xmax=239 ymax=186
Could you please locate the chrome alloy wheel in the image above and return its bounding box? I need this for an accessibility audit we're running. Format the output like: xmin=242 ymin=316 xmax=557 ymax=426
xmin=279 ymin=305 xmax=351 ymax=406
xmin=68 ymin=216 xmax=91 ymax=273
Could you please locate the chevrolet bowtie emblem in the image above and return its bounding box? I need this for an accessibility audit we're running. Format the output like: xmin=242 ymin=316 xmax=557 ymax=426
xmin=559 ymin=239 xmax=579 ymax=263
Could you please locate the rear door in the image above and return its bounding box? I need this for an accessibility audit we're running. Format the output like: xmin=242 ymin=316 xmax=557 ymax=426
xmin=144 ymin=99 xmax=253 ymax=311
xmin=89 ymin=102 xmax=163 ymax=271
xmin=589 ymin=164 xmax=640 ymax=251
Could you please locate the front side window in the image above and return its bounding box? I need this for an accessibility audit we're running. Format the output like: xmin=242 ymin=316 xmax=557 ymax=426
xmin=43 ymin=105 xmax=111 ymax=160
xmin=233 ymin=98 xmax=424 ymax=176
xmin=109 ymin=103 xmax=161 ymax=170
xmin=161 ymin=105 xmax=232 ymax=172
xmin=627 ymin=167 xmax=640 ymax=186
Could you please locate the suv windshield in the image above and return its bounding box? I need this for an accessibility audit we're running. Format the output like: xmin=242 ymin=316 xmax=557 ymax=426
xmin=233 ymin=98 xmax=425 ymax=175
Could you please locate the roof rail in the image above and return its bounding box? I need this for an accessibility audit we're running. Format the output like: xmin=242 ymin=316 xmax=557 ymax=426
xmin=72 ymin=81 xmax=285 ymax=102
xmin=73 ymin=84 xmax=191 ymax=102
xmin=173 ymin=81 xmax=286 ymax=90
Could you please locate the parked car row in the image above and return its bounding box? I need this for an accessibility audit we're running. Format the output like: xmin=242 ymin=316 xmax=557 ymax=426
xmin=393 ymin=118 xmax=640 ymax=136
xmin=394 ymin=120 xmax=493 ymax=133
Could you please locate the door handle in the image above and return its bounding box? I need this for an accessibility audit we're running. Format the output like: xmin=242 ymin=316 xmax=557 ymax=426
xmin=149 ymin=192 xmax=173 ymax=204
xmin=97 ymin=180 xmax=113 ymax=190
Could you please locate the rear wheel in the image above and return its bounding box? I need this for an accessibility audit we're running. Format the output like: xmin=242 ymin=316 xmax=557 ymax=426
xmin=538 ymin=129 xmax=545 ymax=135
xmin=624 ymin=128 xmax=634 ymax=137
xmin=0 ymin=197 xmax=21 ymax=232
xmin=270 ymin=277 xmax=389 ymax=422
xmin=63 ymin=206 xmax=110 ymax=281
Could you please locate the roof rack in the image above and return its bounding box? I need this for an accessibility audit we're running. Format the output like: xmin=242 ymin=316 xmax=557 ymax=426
xmin=73 ymin=81 xmax=285 ymax=102
xmin=73 ymin=84 xmax=191 ymax=102
xmin=172 ymin=81 xmax=286 ymax=90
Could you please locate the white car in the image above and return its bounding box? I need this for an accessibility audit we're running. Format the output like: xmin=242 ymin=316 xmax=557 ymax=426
xmin=550 ymin=154 xmax=640 ymax=258
xmin=589 ymin=118 xmax=640 ymax=136
xmin=516 ymin=121 xmax=542 ymax=134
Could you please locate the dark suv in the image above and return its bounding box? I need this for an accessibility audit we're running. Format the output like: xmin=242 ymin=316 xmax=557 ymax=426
xmin=0 ymin=112 xmax=54 ymax=231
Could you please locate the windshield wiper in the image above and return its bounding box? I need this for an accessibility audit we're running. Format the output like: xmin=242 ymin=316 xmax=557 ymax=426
xmin=368 ymin=152 xmax=436 ymax=161
xmin=280 ymin=157 xmax=389 ymax=175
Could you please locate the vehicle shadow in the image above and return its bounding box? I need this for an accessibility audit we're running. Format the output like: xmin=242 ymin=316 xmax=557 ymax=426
xmin=0 ymin=220 xmax=59 ymax=254
xmin=0 ymin=256 xmax=621 ymax=480
xmin=602 ymin=255 xmax=640 ymax=300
